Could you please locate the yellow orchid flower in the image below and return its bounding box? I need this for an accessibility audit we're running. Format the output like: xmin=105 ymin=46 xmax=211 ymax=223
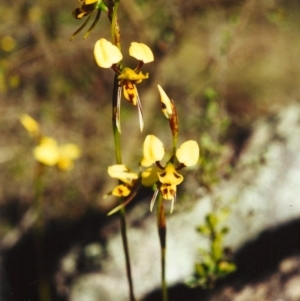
xmin=34 ymin=137 xmax=60 ymax=166
xmin=105 ymin=164 xmax=140 ymax=215
xmin=107 ymin=164 xmax=139 ymax=198
xmin=70 ymin=0 xmax=107 ymax=40
xmin=140 ymin=135 xmax=200 ymax=213
xmin=34 ymin=137 xmax=81 ymax=170
xmin=93 ymin=38 xmax=154 ymax=132
xmin=20 ymin=114 xmax=81 ymax=170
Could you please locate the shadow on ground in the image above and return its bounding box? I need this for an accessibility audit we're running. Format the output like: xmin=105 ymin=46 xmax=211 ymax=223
xmin=143 ymin=217 xmax=300 ymax=301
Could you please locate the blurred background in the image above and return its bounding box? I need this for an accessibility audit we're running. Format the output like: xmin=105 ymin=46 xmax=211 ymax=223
xmin=1 ymin=0 xmax=300 ymax=300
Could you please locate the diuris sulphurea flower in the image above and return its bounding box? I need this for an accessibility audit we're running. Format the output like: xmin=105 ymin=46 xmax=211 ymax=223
xmin=34 ymin=137 xmax=81 ymax=170
xmin=20 ymin=114 xmax=81 ymax=170
xmin=70 ymin=0 xmax=108 ymax=40
xmin=105 ymin=164 xmax=140 ymax=216
xmin=94 ymin=38 xmax=154 ymax=132
xmin=141 ymin=135 xmax=199 ymax=213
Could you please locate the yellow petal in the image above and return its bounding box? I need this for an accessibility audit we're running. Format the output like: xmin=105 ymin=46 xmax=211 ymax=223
xmin=157 ymin=163 xmax=183 ymax=185
xmin=20 ymin=114 xmax=40 ymax=137
xmin=157 ymin=85 xmax=174 ymax=119
xmin=112 ymin=184 xmax=131 ymax=197
xmin=118 ymin=68 xmax=149 ymax=82
xmin=59 ymin=144 xmax=81 ymax=160
xmin=129 ymin=42 xmax=154 ymax=63
xmin=141 ymin=166 xmax=160 ymax=186
xmin=108 ymin=164 xmax=138 ymax=185
xmin=176 ymin=140 xmax=199 ymax=166
xmin=34 ymin=137 xmax=59 ymax=166
xmin=122 ymin=81 xmax=138 ymax=105
xmin=57 ymin=144 xmax=81 ymax=170
xmin=94 ymin=38 xmax=122 ymax=68
xmin=141 ymin=135 xmax=165 ymax=167
xmin=57 ymin=159 xmax=74 ymax=170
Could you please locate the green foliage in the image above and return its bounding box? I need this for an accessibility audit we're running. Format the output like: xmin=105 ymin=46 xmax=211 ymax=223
xmin=198 ymin=87 xmax=231 ymax=188
xmin=187 ymin=210 xmax=236 ymax=289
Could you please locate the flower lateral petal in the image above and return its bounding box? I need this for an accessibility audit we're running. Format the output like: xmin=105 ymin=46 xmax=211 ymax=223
xmin=129 ymin=42 xmax=154 ymax=63
xmin=176 ymin=140 xmax=200 ymax=167
xmin=94 ymin=38 xmax=122 ymax=68
xmin=118 ymin=68 xmax=149 ymax=82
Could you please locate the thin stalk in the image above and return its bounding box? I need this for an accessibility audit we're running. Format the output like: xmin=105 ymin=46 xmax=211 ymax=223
xmin=112 ymin=75 xmax=136 ymax=301
xmin=157 ymin=194 xmax=168 ymax=301
xmin=111 ymin=0 xmax=121 ymax=49
xmin=33 ymin=163 xmax=51 ymax=301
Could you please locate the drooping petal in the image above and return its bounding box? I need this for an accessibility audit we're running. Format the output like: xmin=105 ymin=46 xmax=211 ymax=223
xmin=83 ymin=9 xmax=101 ymax=39
xmin=176 ymin=140 xmax=199 ymax=167
xmin=34 ymin=137 xmax=60 ymax=166
xmin=157 ymin=163 xmax=183 ymax=185
xmin=108 ymin=164 xmax=138 ymax=185
xmin=129 ymin=42 xmax=154 ymax=63
xmin=140 ymin=135 xmax=165 ymax=167
xmin=73 ymin=5 xmax=95 ymax=19
xmin=149 ymin=189 xmax=159 ymax=212
xmin=157 ymin=85 xmax=174 ymax=119
xmin=118 ymin=68 xmax=149 ymax=82
xmin=136 ymin=92 xmax=144 ymax=132
xmin=20 ymin=114 xmax=40 ymax=137
xmin=94 ymin=38 xmax=122 ymax=68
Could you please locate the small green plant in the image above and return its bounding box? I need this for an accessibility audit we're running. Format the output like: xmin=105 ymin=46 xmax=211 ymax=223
xmin=187 ymin=209 xmax=236 ymax=289
xmin=198 ymin=87 xmax=231 ymax=189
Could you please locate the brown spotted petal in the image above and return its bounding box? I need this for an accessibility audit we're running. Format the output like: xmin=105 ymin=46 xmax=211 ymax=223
xmin=122 ymin=81 xmax=138 ymax=105
xmin=160 ymin=183 xmax=177 ymax=201
xmin=112 ymin=184 xmax=131 ymax=197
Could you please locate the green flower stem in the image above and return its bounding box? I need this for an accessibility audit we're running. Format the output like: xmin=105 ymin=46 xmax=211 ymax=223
xmin=111 ymin=0 xmax=121 ymax=49
xmin=33 ymin=163 xmax=51 ymax=301
xmin=112 ymin=75 xmax=136 ymax=301
xmin=157 ymin=194 xmax=168 ymax=301
xmin=112 ymin=75 xmax=122 ymax=164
